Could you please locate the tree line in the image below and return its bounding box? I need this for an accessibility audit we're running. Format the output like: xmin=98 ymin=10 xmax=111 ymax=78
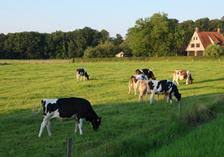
xmin=0 ymin=13 xmax=224 ymax=59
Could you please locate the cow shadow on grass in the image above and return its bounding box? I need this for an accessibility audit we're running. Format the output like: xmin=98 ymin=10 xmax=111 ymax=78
xmin=195 ymin=77 xmax=224 ymax=84
xmin=0 ymin=93 xmax=224 ymax=157
xmin=0 ymin=62 xmax=11 ymax=66
xmin=180 ymin=85 xmax=210 ymax=91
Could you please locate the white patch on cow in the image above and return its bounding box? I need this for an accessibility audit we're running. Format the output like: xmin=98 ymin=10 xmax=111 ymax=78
xmin=42 ymin=99 xmax=58 ymax=114
xmin=78 ymin=119 xmax=84 ymax=135
xmin=51 ymin=109 xmax=60 ymax=119
xmin=43 ymin=99 xmax=58 ymax=105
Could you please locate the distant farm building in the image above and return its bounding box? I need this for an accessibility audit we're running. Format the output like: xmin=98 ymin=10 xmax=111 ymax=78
xmin=115 ymin=51 xmax=125 ymax=58
xmin=186 ymin=27 xmax=224 ymax=56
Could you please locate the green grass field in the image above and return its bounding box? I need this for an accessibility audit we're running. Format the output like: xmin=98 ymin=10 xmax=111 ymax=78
xmin=0 ymin=58 xmax=224 ymax=157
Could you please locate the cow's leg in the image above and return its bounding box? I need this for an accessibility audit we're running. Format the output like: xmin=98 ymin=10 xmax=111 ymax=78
xmin=38 ymin=114 xmax=51 ymax=137
xmin=138 ymin=93 xmax=143 ymax=102
xmin=166 ymin=94 xmax=170 ymax=103
xmin=134 ymin=83 xmax=138 ymax=95
xmin=169 ymin=93 xmax=173 ymax=104
xmin=78 ymin=118 xmax=84 ymax=135
xmin=76 ymin=73 xmax=79 ymax=81
xmin=149 ymin=92 xmax=155 ymax=104
xmin=186 ymin=78 xmax=189 ymax=85
xmin=175 ymin=79 xmax=179 ymax=86
xmin=173 ymin=77 xmax=179 ymax=86
xmin=134 ymin=81 xmax=140 ymax=95
xmin=46 ymin=120 xmax=52 ymax=137
xmin=74 ymin=120 xmax=78 ymax=133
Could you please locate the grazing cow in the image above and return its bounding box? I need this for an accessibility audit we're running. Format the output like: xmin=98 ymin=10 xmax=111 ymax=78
xmin=128 ymin=74 xmax=148 ymax=95
xmin=38 ymin=97 xmax=101 ymax=137
xmin=135 ymin=68 xmax=156 ymax=80
xmin=76 ymin=68 xmax=89 ymax=80
xmin=148 ymin=80 xmax=181 ymax=104
xmin=138 ymin=80 xmax=181 ymax=104
xmin=172 ymin=70 xmax=193 ymax=85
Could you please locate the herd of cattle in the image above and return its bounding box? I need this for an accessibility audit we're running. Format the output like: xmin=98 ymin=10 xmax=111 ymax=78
xmin=38 ymin=67 xmax=193 ymax=137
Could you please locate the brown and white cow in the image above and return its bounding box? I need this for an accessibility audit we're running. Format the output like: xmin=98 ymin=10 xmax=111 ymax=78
xmin=128 ymin=74 xmax=148 ymax=95
xmin=128 ymin=68 xmax=156 ymax=95
xmin=172 ymin=70 xmax=193 ymax=85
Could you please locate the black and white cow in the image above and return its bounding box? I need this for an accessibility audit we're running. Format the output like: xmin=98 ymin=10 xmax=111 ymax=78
xmin=135 ymin=68 xmax=156 ymax=80
xmin=38 ymin=97 xmax=101 ymax=137
xmin=147 ymin=80 xmax=181 ymax=104
xmin=76 ymin=68 xmax=89 ymax=80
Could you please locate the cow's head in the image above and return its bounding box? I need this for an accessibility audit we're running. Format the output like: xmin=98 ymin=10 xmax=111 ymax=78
xmin=175 ymin=93 xmax=181 ymax=102
xmin=85 ymin=72 xmax=90 ymax=80
xmin=186 ymin=72 xmax=193 ymax=84
xmin=130 ymin=75 xmax=138 ymax=83
xmin=41 ymin=100 xmax=47 ymax=115
xmin=92 ymin=117 xmax=101 ymax=131
xmin=135 ymin=69 xmax=142 ymax=75
xmin=41 ymin=99 xmax=58 ymax=116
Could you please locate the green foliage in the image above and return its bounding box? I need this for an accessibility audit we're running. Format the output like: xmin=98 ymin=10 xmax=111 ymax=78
xmin=1 ymin=14 xmax=224 ymax=58
xmin=84 ymin=41 xmax=120 ymax=58
xmin=205 ymin=44 xmax=224 ymax=56
xmin=126 ymin=13 xmax=185 ymax=57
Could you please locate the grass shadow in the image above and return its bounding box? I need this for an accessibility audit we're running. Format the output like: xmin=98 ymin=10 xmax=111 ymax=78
xmin=0 ymin=93 xmax=223 ymax=157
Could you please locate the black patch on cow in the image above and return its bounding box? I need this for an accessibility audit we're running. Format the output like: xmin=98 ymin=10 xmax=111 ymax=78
xmin=171 ymin=84 xmax=181 ymax=101
xmin=41 ymin=100 xmax=46 ymax=115
xmin=47 ymin=103 xmax=59 ymax=113
xmin=157 ymin=80 xmax=170 ymax=92
xmin=136 ymin=68 xmax=156 ymax=80
xmin=148 ymin=81 xmax=154 ymax=90
xmin=188 ymin=73 xmax=193 ymax=84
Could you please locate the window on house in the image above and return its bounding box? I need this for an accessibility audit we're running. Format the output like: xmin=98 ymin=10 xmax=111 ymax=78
xmin=196 ymin=43 xmax=200 ymax=47
xmin=191 ymin=43 xmax=195 ymax=48
xmin=195 ymin=37 xmax=198 ymax=40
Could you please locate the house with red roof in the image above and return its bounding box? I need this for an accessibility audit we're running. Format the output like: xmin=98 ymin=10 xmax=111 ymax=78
xmin=186 ymin=27 xmax=224 ymax=56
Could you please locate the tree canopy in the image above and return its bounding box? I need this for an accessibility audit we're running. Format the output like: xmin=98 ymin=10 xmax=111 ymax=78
xmin=0 ymin=13 xmax=224 ymax=59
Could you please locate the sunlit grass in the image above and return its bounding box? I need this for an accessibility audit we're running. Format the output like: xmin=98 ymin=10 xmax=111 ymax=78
xmin=0 ymin=59 xmax=224 ymax=157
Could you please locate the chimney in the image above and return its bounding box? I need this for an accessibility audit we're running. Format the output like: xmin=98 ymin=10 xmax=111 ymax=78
xmin=217 ymin=28 xmax=221 ymax=33
xmin=195 ymin=27 xmax=199 ymax=32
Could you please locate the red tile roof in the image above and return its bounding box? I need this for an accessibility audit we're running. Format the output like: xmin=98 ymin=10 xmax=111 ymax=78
xmin=198 ymin=32 xmax=224 ymax=48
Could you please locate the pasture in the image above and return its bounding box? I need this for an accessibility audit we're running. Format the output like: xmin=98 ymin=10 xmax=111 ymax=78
xmin=0 ymin=58 xmax=224 ymax=157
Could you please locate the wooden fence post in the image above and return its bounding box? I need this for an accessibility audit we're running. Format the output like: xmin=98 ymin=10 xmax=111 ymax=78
xmin=67 ymin=138 xmax=73 ymax=157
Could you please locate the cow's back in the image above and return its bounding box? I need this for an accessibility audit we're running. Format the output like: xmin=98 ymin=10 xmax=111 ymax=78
xmin=57 ymin=97 xmax=92 ymax=118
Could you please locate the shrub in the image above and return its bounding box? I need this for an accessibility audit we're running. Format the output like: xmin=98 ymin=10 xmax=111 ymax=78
xmin=204 ymin=44 xmax=224 ymax=57
xmin=84 ymin=41 xmax=121 ymax=58
xmin=180 ymin=103 xmax=216 ymax=126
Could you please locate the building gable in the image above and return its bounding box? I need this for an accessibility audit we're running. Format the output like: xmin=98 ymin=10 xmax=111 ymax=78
xmin=186 ymin=28 xmax=224 ymax=56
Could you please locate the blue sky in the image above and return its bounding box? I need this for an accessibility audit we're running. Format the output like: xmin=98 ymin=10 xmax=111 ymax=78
xmin=0 ymin=0 xmax=223 ymax=37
